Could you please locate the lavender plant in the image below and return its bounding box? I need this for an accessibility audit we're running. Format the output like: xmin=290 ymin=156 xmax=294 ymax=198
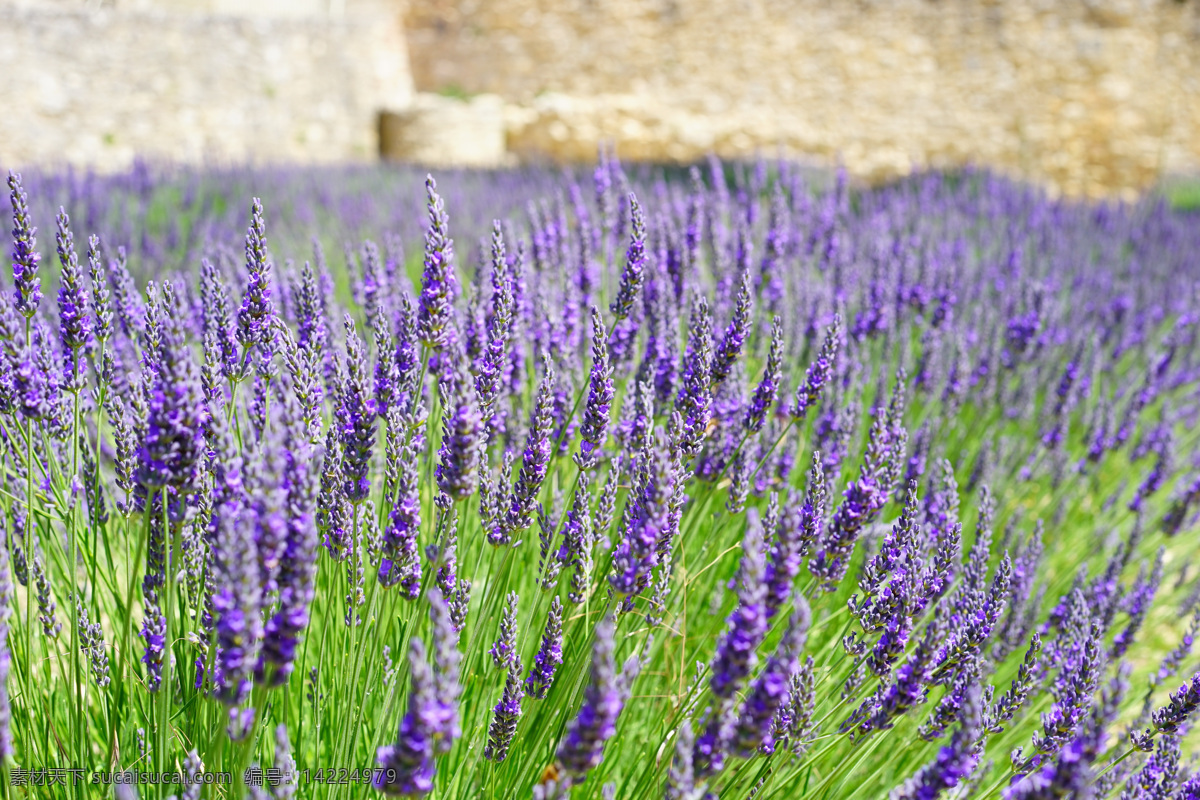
xmin=1 ymin=158 xmax=1200 ymax=800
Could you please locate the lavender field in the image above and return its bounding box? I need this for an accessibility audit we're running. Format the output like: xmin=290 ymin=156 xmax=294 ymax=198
xmin=3 ymin=157 xmax=1200 ymax=799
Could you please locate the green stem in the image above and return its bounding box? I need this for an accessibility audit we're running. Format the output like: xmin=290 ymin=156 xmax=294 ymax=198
xmin=159 ymin=488 xmax=175 ymax=785
xmin=68 ymin=377 xmax=84 ymax=786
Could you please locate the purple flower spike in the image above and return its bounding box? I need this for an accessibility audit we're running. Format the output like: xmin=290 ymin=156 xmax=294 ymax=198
xmin=86 ymin=234 xmax=112 ymax=343
xmin=236 ymin=197 xmax=274 ymax=360
xmin=484 ymin=656 xmax=524 ymax=763
xmin=809 ymin=371 xmax=905 ymax=591
xmin=610 ymin=434 xmax=675 ymax=597
xmin=259 ymin=435 xmax=320 ymax=686
xmin=667 ymin=722 xmax=697 ymax=800
xmin=375 ymin=638 xmax=439 ymax=796
xmin=1121 ymin=735 xmax=1181 ymax=800
xmin=525 ymin=596 xmax=564 ymax=700
xmin=675 ymin=296 xmax=714 ymax=458
xmin=1163 ymin=472 xmax=1200 ymax=536
xmin=32 ymin=553 xmax=60 ymax=640
xmin=711 ymin=269 xmax=752 ymax=389
xmin=730 ymin=599 xmax=810 ymax=757
xmin=435 ymin=349 xmax=483 ymax=502
xmin=1005 ymin=717 xmax=1106 ymax=799
xmin=744 ymin=315 xmax=784 ymax=434
xmin=609 ymin=193 xmax=646 ymax=321
xmin=428 ymin=589 xmax=462 ymax=749
xmin=138 ymin=288 xmax=207 ymax=491
xmin=416 ymin=176 xmax=458 ymax=350
xmin=709 ymin=513 xmax=769 ymax=700
xmin=54 ymin=208 xmax=91 ymax=363
xmin=8 ymin=172 xmax=42 ymax=318
xmin=1129 ymin=438 xmax=1172 ymax=513
xmin=475 ymin=221 xmax=513 ymax=424
xmin=212 ymin=499 xmax=262 ymax=707
xmin=557 ymin=615 xmax=641 ymax=779
xmin=763 ymin=491 xmax=814 ymax=619
xmin=379 ymin=409 xmax=422 ymax=597
xmin=891 ymin=683 xmax=983 ymax=800
xmin=489 ymin=592 xmax=519 ymax=670
xmin=863 ymin=480 xmax=921 ymax=597
xmin=845 ymin=625 xmax=937 ymax=740
xmin=494 ymin=368 xmax=554 ymax=542
xmin=793 ymin=313 xmax=842 ymax=420
xmin=1111 ymin=550 xmax=1162 ymax=658
xmin=339 ymin=314 xmax=376 ymax=504
xmin=1133 ymin=672 xmax=1200 ymax=748
xmin=575 ymin=307 xmax=615 ymax=470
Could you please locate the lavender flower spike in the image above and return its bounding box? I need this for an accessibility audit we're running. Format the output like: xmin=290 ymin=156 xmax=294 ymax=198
xmin=8 ymin=171 xmax=42 ymax=318
xmin=709 ymin=513 xmax=770 ymax=699
xmin=711 ymin=268 xmax=752 ymax=388
xmin=340 ymin=314 xmax=376 ymax=504
xmin=730 ymin=598 xmax=811 ymax=757
xmin=475 ymin=220 xmax=513 ymax=422
xmin=33 ymin=553 xmax=61 ymax=639
xmin=495 ymin=368 xmax=554 ymax=542
xmin=1132 ymin=671 xmax=1200 ymax=748
xmin=484 ymin=656 xmax=524 ymax=763
xmin=890 ymin=683 xmax=983 ymax=799
xmin=764 ymin=460 xmax=824 ymax=618
xmin=557 ymin=615 xmax=641 ymax=779
xmin=416 ymin=175 xmax=458 ymax=349
xmin=808 ymin=372 xmax=901 ymax=591
xmin=489 ymin=592 xmax=519 ymax=669
xmin=374 ymin=637 xmax=438 ymax=796
xmin=435 ymin=348 xmax=483 ymax=502
xmin=212 ymin=500 xmax=262 ymax=706
xmin=259 ymin=437 xmax=320 ymax=685
xmin=379 ymin=410 xmax=422 ymax=598
xmin=610 ymin=435 xmax=675 ymax=597
xmin=609 ymin=193 xmax=646 ymax=320
xmin=667 ymin=722 xmax=699 ymax=800
xmin=675 ymin=296 xmax=714 ymax=457
xmin=55 ymin=208 xmax=91 ymax=360
xmin=428 ymin=589 xmax=462 ymax=750
xmin=138 ymin=291 xmax=207 ymax=491
xmin=526 ymin=596 xmax=564 ymax=699
xmin=87 ymin=234 xmax=112 ymax=343
xmin=744 ymin=315 xmax=784 ymax=434
xmin=236 ymin=197 xmax=274 ymax=356
xmin=575 ymin=307 xmax=615 ymax=470
xmin=793 ymin=313 xmax=842 ymax=420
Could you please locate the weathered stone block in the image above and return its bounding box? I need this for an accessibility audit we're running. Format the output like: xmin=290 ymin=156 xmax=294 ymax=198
xmin=379 ymin=93 xmax=511 ymax=167
xmin=0 ymin=2 xmax=413 ymax=171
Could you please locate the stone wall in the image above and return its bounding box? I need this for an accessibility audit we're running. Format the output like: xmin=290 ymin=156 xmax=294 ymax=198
xmin=407 ymin=0 xmax=1200 ymax=197
xmin=7 ymin=0 xmax=1199 ymax=196
xmin=0 ymin=1 xmax=413 ymax=172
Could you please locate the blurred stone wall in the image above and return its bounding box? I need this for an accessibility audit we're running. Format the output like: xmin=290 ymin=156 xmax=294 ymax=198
xmin=406 ymin=0 xmax=1200 ymax=197
xmin=0 ymin=0 xmax=412 ymax=171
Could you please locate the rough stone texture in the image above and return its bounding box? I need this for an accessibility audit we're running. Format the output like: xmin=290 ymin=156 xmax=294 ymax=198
xmin=380 ymin=93 xmax=512 ymax=167
xmin=408 ymin=0 xmax=1200 ymax=197
xmin=0 ymin=1 xmax=413 ymax=171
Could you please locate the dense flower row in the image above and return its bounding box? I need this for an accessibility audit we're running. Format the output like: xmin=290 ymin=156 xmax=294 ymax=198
xmin=2 ymin=156 xmax=1200 ymax=800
